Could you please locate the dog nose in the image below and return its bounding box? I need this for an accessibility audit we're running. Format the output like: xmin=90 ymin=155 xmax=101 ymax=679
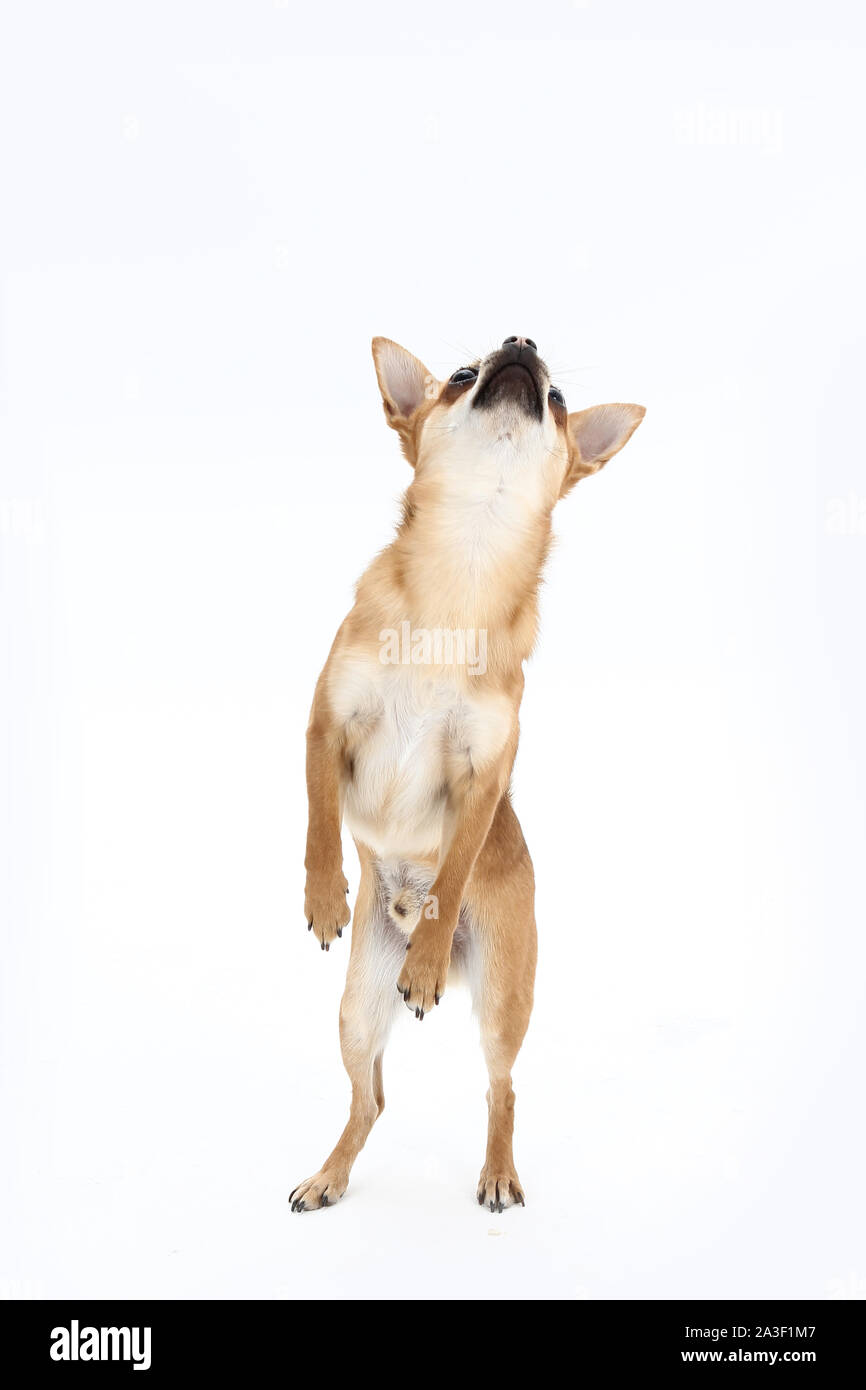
xmin=502 ymin=335 xmax=538 ymax=352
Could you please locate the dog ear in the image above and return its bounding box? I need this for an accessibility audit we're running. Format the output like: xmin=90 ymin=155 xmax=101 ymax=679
xmin=372 ymin=338 xmax=437 ymax=425
xmin=561 ymin=403 xmax=645 ymax=496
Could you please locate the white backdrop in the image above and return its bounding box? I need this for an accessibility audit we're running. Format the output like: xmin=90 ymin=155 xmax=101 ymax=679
xmin=2 ymin=0 xmax=865 ymax=1301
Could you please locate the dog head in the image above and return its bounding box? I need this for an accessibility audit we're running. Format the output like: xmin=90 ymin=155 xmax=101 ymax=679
xmin=372 ymin=335 xmax=644 ymax=501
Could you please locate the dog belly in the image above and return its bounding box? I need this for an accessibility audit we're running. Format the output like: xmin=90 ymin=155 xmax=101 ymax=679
xmin=344 ymin=743 xmax=446 ymax=859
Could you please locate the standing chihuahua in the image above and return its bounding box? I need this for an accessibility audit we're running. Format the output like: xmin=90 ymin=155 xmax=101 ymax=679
xmin=291 ymin=336 xmax=644 ymax=1212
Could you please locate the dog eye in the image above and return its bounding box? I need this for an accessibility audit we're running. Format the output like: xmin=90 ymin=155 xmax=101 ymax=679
xmin=449 ymin=367 xmax=478 ymax=385
xmin=548 ymin=387 xmax=566 ymax=408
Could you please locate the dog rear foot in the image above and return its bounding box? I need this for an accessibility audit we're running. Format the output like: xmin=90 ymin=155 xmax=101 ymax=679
xmin=476 ymin=1167 xmax=525 ymax=1212
xmin=289 ymin=1168 xmax=348 ymax=1212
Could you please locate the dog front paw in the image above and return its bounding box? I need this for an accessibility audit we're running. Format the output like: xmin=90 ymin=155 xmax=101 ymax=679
xmin=304 ymin=871 xmax=350 ymax=950
xmin=396 ymin=928 xmax=450 ymax=1017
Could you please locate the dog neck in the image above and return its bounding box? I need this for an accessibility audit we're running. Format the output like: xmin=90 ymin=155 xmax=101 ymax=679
xmin=363 ymin=461 xmax=554 ymax=672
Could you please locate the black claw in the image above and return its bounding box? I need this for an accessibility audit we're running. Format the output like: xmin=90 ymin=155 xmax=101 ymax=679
xmin=517 ymin=1193 xmax=525 ymax=1207
xmin=478 ymin=1191 xmax=484 ymax=1206
xmin=345 ymin=886 xmax=350 ymax=894
xmin=325 ymin=942 xmax=330 ymax=951
xmin=418 ymin=1009 xmax=424 ymax=1020
xmin=308 ymin=920 xmax=313 ymax=930
xmin=434 ymin=992 xmax=440 ymax=1005
xmin=405 ymin=940 xmax=412 ymax=950
xmin=321 ymin=1192 xmax=329 ymax=1207
xmin=396 ymin=981 xmax=403 ymax=992
xmin=297 ymin=1200 xmax=305 ymax=1212
xmin=336 ymin=928 xmax=342 ymax=938
xmin=489 ymin=1200 xmax=495 ymax=1212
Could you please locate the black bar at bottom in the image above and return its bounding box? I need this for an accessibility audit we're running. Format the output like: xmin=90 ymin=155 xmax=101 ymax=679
xmin=1 ymin=1298 xmax=861 ymax=1376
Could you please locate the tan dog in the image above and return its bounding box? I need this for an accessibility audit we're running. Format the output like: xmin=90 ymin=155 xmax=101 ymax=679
xmin=291 ymin=336 xmax=644 ymax=1212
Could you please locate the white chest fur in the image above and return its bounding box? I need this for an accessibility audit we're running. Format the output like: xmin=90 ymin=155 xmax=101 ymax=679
xmin=329 ymin=652 xmax=512 ymax=861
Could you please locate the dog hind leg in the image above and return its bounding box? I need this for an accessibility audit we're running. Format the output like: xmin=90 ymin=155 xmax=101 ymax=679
xmin=290 ymin=852 xmax=403 ymax=1212
xmin=466 ymin=797 xmax=537 ymax=1212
